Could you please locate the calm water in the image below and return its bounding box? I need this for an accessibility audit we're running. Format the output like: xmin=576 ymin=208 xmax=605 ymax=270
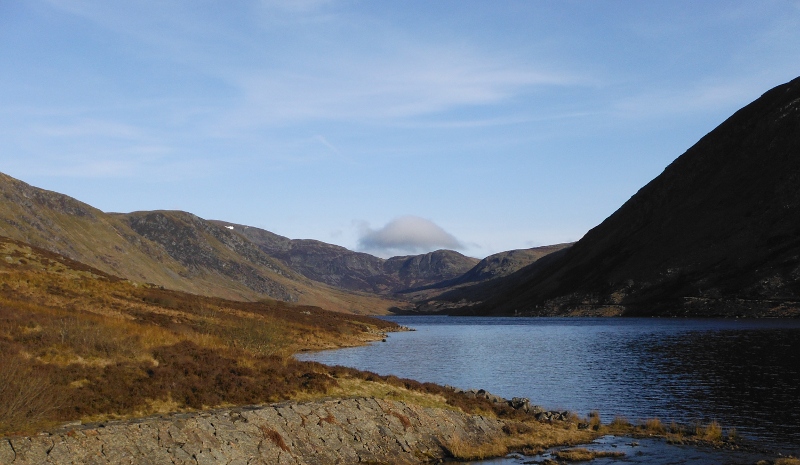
xmin=297 ymin=316 xmax=800 ymax=454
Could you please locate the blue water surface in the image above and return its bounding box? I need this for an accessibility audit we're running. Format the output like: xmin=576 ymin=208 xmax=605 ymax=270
xmin=297 ymin=316 xmax=800 ymax=454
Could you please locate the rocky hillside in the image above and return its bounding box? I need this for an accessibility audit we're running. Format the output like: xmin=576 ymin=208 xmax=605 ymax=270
xmin=0 ymin=173 xmax=401 ymax=313
xmin=443 ymin=75 xmax=800 ymax=317
xmin=402 ymin=244 xmax=572 ymax=308
xmin=211 ymin=221 xmax=480 ymax=294
xmin=439 ymin=244 xmax=573 ymax=288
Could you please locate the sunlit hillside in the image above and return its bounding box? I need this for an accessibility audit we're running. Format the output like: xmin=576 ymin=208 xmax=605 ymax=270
xmin=0 ymin=236 xmax=399 ymax=434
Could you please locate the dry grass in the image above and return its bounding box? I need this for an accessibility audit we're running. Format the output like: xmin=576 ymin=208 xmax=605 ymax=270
xmin=582 ymin=413 xmax=732 ymax=448
xmin=0 ymin=355 xmax=64 ymax=434
xmin=641 ymin=417 xmax=666 ymax=434
xmin=0 ymin=236 xmax=400 ymax=435
xmin=445 ymin=434 xmax=510 ymax=461
xmin=774 ymin=458 xmax=800 ymax=465
xmin=259 ymin=425 xmax=291 ymax=452
xmin=305 ymin=377 xmax=454 ymax=411
xmin=387 ymin=410 xmax=412 ymax=429
xmin=759 ymin=459 xmax=800 ymax=465
xmin=554 ymin=447 xmax=626 ymax=461
xmin=606 ymin=415 xmax=632 ymax=434
xmin=445 ymin=419 xmax=599 ymax=461
xmin=695 ymin=420 xmax=723 ymax=442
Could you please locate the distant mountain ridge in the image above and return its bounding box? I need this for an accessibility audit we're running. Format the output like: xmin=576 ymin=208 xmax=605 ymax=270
xmin=208 ymin=220 xmax=480 ymax=294
xmin=437 ymin=244 xmax=573 ymax=288
xmin=0 ymin=173 xmax=404 ymax=313
xmin=435 ymin=75 xmax=800 ymax=317
xmin=1 ymin=171 xmax=543 ymax=313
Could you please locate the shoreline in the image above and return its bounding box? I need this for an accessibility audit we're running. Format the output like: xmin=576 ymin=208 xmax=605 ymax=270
xmin=3 ymin=319 xmax=794 ymax=464
xmin=3 ymin=392 xmax=787 ymax=465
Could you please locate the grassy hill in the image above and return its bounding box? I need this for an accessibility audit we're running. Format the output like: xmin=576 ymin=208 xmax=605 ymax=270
xmin=0 ymin=173 xmax=404 ymax=314
xmin=0 ymin=235 xmax=403 ymax=434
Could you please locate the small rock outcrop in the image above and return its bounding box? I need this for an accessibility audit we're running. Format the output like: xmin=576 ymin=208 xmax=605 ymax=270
xmin=447 ymin=387 xmax=573 ymax=421
xmin=1 ymin=398 xmax=507 ymax=464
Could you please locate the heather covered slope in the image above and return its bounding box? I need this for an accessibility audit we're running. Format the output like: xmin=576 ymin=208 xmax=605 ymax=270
xmin=448 ymin=76 xmax=800 ymax=317
xmin=0 ymin=173 xmax=403 ymax=313
xmin=0 ymin=172 xmax=187 ymax=289
xmin=0 ymin=235 xmax=400 ymax=434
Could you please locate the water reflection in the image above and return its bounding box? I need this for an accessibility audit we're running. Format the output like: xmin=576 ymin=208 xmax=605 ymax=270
xmin=296 ymin=317 xmax=800 ymax=453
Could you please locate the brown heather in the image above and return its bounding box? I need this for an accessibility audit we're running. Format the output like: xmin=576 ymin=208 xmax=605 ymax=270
xmin=0 ymin=235 xmax=562 ymax=440
xmin=0 ymin=236 xmax=398 ymax=435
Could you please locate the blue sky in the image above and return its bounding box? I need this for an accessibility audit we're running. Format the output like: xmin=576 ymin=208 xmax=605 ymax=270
xmin=2 ymin=1 xmax=799 ymax=258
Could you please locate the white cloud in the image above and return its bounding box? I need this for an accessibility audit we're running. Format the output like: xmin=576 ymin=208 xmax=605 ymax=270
xmin=357 ymin=216 xmax=464 ymax=257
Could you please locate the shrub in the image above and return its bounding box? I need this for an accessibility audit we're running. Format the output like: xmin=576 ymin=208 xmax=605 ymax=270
xmin=0 ymin=355 xmax=63 ymax=434
xmin=642 ymin=417 xmax=666 ymax=434
xmin=695 ymin=421 xmax=723 ymax=442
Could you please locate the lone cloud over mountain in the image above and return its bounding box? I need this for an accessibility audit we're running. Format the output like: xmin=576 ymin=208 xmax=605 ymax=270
xmin=357 ymin=216 xmax=464 ymax=257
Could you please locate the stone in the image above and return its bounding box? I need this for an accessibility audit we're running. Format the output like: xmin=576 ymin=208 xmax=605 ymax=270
xmin=0 ymin=398 xmax=512 ymax=464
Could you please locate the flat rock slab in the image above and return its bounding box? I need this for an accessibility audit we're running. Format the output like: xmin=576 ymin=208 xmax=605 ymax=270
xmin=2 ymin=398 xmax=506 ymax=464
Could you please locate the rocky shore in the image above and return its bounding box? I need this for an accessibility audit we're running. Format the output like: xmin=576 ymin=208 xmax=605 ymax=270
xmin=1 ymin=397 xmax=510 ymax=464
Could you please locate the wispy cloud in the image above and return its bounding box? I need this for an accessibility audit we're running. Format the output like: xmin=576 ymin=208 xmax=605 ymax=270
xmin=228 ymin=48 xmax=581 ymax=126
xmin=357 ymin=216 xmax=464 ymax=257
xmin=313 ymin=135 xmax=340 ymax=154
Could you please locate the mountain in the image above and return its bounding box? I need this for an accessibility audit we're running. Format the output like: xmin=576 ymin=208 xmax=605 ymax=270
xmin=405 ymin=245 xmax=572 ymax=312
xmin=437 ymin=244 xmax=573 ymax=288
xmin=210 ymin=221 xmax=480 ymax=294
xmin=438 ymin=76 xmax=800 ymax=317
xmin=0 ymin=173 xmax=403 ymax=313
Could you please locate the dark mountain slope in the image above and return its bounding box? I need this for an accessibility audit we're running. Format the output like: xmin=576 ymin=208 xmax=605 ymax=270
xmin=383 ymin=250 xmax=481 ymax=291
xmin=443 ymin=244 xmax=573 ymax=288
xmin=450 ymin=76 xmax=800 ymax=317
xmin=209 ymin=221 xmax=479 ymax=294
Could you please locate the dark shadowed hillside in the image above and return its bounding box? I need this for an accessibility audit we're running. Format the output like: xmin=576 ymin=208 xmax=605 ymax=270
xmin=440 ymin=244 xmax=573 ymax=288
xmin=403 ymin=244 xmax=572 ymax=309
xmin=438 ymin=76 xmax=800 ymax=317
